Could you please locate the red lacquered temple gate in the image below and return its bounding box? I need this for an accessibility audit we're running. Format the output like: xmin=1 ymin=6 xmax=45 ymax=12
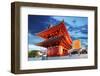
xmin=36 ymin=20 xmax=72 ymax=57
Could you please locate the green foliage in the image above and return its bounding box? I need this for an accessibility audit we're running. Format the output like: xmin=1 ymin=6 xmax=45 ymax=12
xmin=28 ymin=50 xmax=41 ymax=57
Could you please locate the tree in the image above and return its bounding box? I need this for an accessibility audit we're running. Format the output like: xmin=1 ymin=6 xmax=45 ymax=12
xmin=28 ymin=50 xmax=41 ymax=57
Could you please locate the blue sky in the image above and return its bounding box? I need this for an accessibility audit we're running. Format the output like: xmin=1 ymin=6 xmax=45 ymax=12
xmin=28 ymin=15 xmax=88 ymax=51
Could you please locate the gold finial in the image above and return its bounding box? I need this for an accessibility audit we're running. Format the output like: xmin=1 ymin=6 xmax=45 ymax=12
xmin=48 ymin=24 xmax=53 ymax=29
xmin=62 ymin=19 xmax=64 ymax=22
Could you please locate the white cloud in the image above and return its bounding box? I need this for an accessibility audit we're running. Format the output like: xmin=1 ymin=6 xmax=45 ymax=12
xmin=70 ymin=31 xmax=87 ymax=38
xmin=28 ymin=44 xmax=47 ymax=51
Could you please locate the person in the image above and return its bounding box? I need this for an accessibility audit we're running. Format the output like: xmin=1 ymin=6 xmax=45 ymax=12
xmin=42 ymin=52 xmax=47 ymax=60
xmin=68 ymin=49 xmax=73 ymax=56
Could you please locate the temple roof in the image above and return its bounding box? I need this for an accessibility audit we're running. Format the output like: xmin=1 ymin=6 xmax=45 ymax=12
xmin=36 ymin=21 xmax=68 ymax=39
xmin=35 ymin=35 xmax=72 ymax=49
xmin=35 ymin=20 xmax=72 ymax=50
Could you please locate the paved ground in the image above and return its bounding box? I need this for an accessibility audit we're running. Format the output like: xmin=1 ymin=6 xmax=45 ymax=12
xmin=47 ymin=54 xmax=88 ymax=60
xmin=28 ymin=54 xmax=88 ymax=61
